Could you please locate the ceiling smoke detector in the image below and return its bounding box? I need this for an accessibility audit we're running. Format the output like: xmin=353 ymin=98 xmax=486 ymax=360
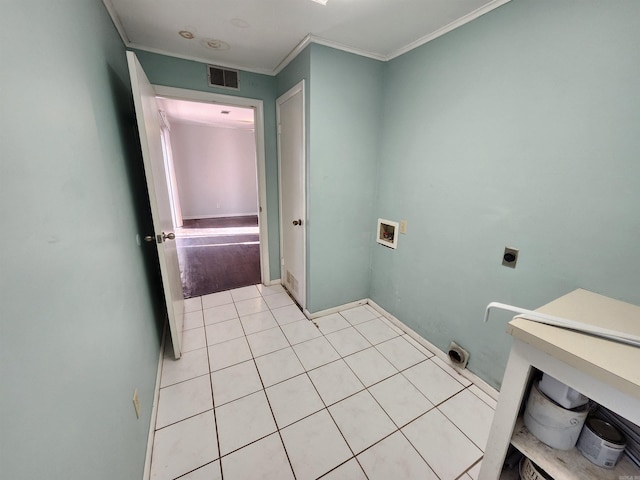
xmin=178 ymin=30 xmax=195 ymax=39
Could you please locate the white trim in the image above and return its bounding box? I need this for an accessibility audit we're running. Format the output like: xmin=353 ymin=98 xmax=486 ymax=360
xmin=152 ymin=86 xmax=271 ymax=284
xmin=264 ymin=278 xmax=282 ymax=287
xmin=142 ymin=326 xmax=166 ymax=480
xmin=107 ymin=1 xmax=510 ymax=77
xmin=253 ymin=100 xmax=270 ymax=286
xmin=303 ymin=298 xmax=500 ymax=401
xmin=155 ymin=85 xmax=261 ymax=108
xmin=386 ymin=0 xmax=511 ymax=61
xmin=367 ymin=299 xmax=499 ymax=401
xmin=102 ymin=0 xmax=130 ymax=45
xmin=301 ymin=295 xmax=499 ymax=399
xmin=304 ymin=298 xmax=368 ymax=320
xmin=276 ymin=80 xmax=307 ymax=309
xmin=310 ymin=35 xmax=386 ymax=62
xmin=272 ymin=35 xmax=313 ymax=76
xmin=181 ymin=213 xmax=259 ymax=221
xmin=273 ymin=34 xmax=386 ymax=75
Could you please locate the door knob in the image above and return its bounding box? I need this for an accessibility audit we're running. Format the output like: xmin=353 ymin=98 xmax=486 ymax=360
xmin=144 ymin=235 xmax=155 ymax=243
xmin=162 ymin=232 xmax=176 ymax=241
xmin=292 ymin=219 xmax=302 ymax=226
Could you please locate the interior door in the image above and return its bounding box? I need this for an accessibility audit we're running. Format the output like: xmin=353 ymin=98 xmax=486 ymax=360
xmin=277 ymin=81 xmax=306 ymax=308
xmin=127 ymin=52 xmax=185 ymax=359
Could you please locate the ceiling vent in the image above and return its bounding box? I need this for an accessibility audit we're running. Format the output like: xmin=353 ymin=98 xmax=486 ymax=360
xmin=207 ymin=65 xmax=239 ymax=90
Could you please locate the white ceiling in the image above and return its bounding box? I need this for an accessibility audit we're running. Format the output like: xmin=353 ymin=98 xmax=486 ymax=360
xmin=105 ymin=0 xmax=509 ymax=75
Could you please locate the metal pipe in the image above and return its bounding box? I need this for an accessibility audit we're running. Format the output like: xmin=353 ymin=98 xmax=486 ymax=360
xmin=484 ymin=302 xmax=640 ymax=348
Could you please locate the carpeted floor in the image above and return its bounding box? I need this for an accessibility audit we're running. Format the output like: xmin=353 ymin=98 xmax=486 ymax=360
xmin=177 ymin=216 xmax=261 ymax=298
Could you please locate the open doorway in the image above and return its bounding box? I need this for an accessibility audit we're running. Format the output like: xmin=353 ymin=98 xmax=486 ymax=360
xmin=155 ymin=95 xmax=265 ymax=298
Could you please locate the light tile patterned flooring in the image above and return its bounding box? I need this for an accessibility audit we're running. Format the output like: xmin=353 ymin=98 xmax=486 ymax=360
xmin=150 ymin=284 xmax=496 ymax=480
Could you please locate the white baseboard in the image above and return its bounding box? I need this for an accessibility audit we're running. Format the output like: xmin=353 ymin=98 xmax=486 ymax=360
xmin=264 ymin=278 xmax=282 ymax=286
xmin=304 ymin=298 xmax=368 ymax=320
xmin=367 ymin=299 xmax=499 ymax=401
xmin=142 ymin=326 xmax=166 ymax=480
xmin=290 ymin=295 xmax=499 ymax=401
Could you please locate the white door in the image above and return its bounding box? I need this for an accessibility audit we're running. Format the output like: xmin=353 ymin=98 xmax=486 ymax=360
xmin=277 ymin=81 xmax=306 ymax=308
xmin=127 ymin=52 xmax=185 ymax=359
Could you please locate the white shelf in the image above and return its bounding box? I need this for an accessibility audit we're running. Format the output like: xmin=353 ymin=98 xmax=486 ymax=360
xmin=511 ymin=418 xmax=639 ymax=479
xmin=481 ymin=291 xmax=640 ymax=479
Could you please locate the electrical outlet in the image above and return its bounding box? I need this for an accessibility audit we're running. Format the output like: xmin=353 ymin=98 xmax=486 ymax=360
xmin=133 ymin=389 xmax=141 ymax=419
xmin=399 ymin=220 xmax=407 ymax=234
xmin=502 ymin=247 xmax=519 ymax=268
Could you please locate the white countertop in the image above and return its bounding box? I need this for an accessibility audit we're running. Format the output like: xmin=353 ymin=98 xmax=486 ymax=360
xmin=506 ymin=288 xmax=640 ymax=399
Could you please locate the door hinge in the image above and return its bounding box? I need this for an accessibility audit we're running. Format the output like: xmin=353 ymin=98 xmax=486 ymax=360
xmin=277 ymin=124 xmax=282 ymax=134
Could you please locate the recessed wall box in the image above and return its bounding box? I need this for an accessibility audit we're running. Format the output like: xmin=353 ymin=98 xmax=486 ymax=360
xmin=502 ymin=247 xmax=519 ymax=268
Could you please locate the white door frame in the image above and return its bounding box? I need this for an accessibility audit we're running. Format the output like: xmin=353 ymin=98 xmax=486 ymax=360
xmin=153 ymin=85 xmax=271 ymax=285
xmin=277 ymin=80 xmax=306 ymax=309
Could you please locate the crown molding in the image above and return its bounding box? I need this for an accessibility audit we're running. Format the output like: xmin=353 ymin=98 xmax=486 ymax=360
xmin=272 ymin=35 xmax=314 ymax=76
xmin=273 ymin=34 xmax=387 ymax=75
xmin=310 ymin=35 xmax=386 ymax=63
xmin=102 ymin=0 xmax=130 ymax=45
xmin=386 ymin=0 xmax=511 ymax=61
xmin=102 ymin=0 xmax=273 ymax=76
xmin=104 ymin=0 xmax=511 ymax=77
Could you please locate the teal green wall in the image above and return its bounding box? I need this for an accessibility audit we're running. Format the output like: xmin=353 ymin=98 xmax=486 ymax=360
xmin=274 ymin=45 xmax=383 ymax=313
xmin=0 ymin=1 xmax=162 ymax=478
xmin=1 ymin=13 xmax=634 ymax=480
xmin=133 ymin=50 xmax=281 ymax=280
xmin=276 ymin=46 xmax=311 ymax=97
xmin=370 ymin=0 xmax=640 ymax=388
xmin=307 ymin=45 xmax=383 ymax=312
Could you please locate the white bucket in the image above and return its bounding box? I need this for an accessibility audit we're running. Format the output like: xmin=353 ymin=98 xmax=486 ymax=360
xmin=524 ymin=381 xmax=589 ymax=450
xmin=538 ymin=373 xmax=589 ymax=410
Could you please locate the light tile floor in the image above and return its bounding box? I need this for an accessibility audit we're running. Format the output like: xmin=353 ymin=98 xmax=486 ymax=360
xmin=150 ymin=284 xmax=496 ymax=480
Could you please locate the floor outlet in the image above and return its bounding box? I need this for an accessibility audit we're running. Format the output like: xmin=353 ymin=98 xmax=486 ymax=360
xmin=133 ymin=389 xmax=141 ymax=419
xmin=448 ymin=342 xmax=470 ymax=369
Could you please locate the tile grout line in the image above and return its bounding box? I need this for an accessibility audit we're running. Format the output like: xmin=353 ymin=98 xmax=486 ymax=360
xmin=396 ymin=426 xmax=444 ymax=480
xmin=465 ymin=384 xmax=498 ymax=410
xmin=286 ymin=318 xmax=368 ymax=433
xmin=235 ymin=288 xmax=298 ymax=480
xmin=323 ymin=329 xmax=419 ymax=478
xmin=157 ymin=369 xmax=211 ymax=391
xmin=259 ymin=290 xmax=321 ymax=480
xmin=436 ymin=396 xmax=490 ymax=453
xmin=201 ymin=303 xmax=225 ymax=480
xmin=252 ymin=290 xmax=362 ymax=480
xmin=169 ymin=287 xmax=493 ymax=480
xmin=314 ymin=316 xmax=464 ymax=479
xmin=291 ymin=313 xmax=392 ymax=479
